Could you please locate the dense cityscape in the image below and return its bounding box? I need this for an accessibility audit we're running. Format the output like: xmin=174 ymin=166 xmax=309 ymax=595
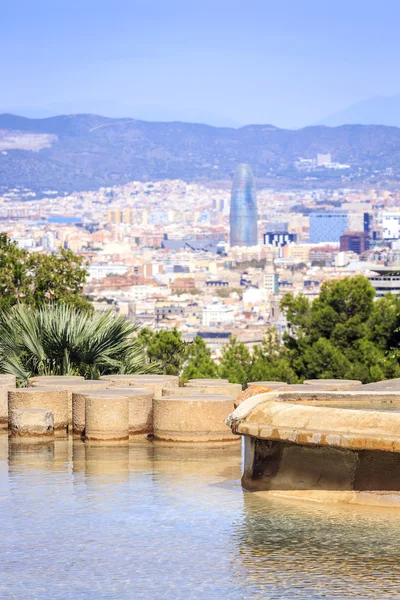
xmin=1 ymin=157 xmax=400 ymax=361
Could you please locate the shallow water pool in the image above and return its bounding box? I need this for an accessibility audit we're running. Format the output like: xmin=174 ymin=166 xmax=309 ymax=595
xmin=1 ymin=434 xmax=400 ymax=599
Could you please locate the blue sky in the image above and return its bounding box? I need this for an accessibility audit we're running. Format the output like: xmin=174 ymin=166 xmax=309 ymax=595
xmin=2 ymin=0 xmax=400 ymax=127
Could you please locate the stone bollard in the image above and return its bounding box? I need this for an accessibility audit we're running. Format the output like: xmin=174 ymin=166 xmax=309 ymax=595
xmin=100 ymin=374 xmax=178 ymax=398
xmin=28 ymin=375 xmax=84 ymax=387
xmin=162 ymin=386 xmax=213 ymax=397
xmin=78 ymin=388 xmax=153 ymax=437
xmin=71 ymin=381 xmax=112 ymax=435
xmin=84 ymin=393 xmax=129 ymax=442
xmin=0 ymin=374 xmax=17 ymax=386
xmin=187 ymin=378 xmax=229 ymax=384
xmin=114 ymin=387 xmax=154 ymax=437
xmin=303 ymin=379 xmax=362 ymax=390
xmin=31 ymin=379 xmax=110 ymax=432
xmin=185 ymin=381 xmax=242 ymax=398
xmin=248 ymin=381 xmax=290 ymax=389
xmin=0 ymin=381 xmax=17 ymax=429
xmin=153 ymin=394 xmax=240 ymax=444
xmin=8 ymin=388 xmax=69 ymax=433
xmin=9 ymin=408 xmax=54 ymax=438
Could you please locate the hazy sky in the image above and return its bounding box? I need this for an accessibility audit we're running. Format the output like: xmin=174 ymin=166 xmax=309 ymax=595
xmin=2 ymin=0 xmax=400 ymax=127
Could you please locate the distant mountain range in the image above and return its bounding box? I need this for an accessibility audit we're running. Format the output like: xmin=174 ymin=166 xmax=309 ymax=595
xmin=1 ymin=113 xmax=400 ymax=193
xmin=318 ymin=95 xmax=400 ymax=128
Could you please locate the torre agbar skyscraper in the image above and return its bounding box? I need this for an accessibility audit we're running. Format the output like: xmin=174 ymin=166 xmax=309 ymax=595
xmin=229 ymin=163 xmax=258 ymax=246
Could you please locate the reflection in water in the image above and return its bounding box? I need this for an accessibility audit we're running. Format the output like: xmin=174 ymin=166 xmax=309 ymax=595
xmin=1 ymin=433 xmax=400 ymax=598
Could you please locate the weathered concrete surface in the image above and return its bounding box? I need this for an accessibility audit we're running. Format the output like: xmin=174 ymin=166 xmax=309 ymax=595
xmin=9 ymin=408 xmax=54 ymax=438
xmin=81 ymin=388 xmax=153 ymax=437
xmin=232 ymin=397 xmax=400 ymax=453
xmin=114 ymin=387 xmax=154 ymax=436
xmin=85 ymin=394 xmax=129 ymax=442
xmin=227 ymin=389 xmax=400 ymax=507
xmin=8 ymin=388 xmax=69 ymax=432
xmin=248 ymin=381 xmax=290 ymax=389
xmin=0 ymin=381 xmax=17 ymax=429
xmin=28 ymin=375 xmax=84 ymax=386
xmin=242 ymin=437 xmax=400 ymax=507
xmin=100 ymin=374 xmax=177 ymax=398
xmin=70 ymin=381 xmax=112 ymax=434
xmin=0 ymin=374 xmax=17 ymax=386
xmin=185 ymin=381 xmax=242 ymax=398
xmin=303 ymin=379 xmax=362 ymax=390
xmin=235 ymin=385 xmax=280 ymax=408
xmin=187 ymin=378 xmax=229 ymax=384
xmin=353 ymin=378 xmax=400 ymax=391
xmin=32 ymin=379 xmax=110 ymax=432
xmin=153 ymin=394 xmax=239 ymax=444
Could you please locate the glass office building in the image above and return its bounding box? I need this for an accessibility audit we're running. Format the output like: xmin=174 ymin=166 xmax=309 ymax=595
xmin=230 ymin=164 xmax=258 ymax=247
xmin=309 ymin=213 xmax=349 ymax=243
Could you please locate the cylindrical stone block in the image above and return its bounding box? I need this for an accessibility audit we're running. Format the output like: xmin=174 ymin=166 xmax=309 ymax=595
xmin=0 ymin=384 xmax=11 ymax=429
xmin=127 ymin=374 xmax=179 ymax=387
xmin=0 ymin=374 xmax=17 ymax=386
xmin=8 ymin=388 xmax=69 ymax=432
xmin=109 ymin=387 xmax=154 ymax=436
xmin=68 ymin=381 xmax=112 ymax=434
xmin=85 ymin=394 xmax=129 ymax=442
xmin=248 ymin=381 xmax=290 ymax=389
xmin=28 ymin=375 xmax=84 ymax=387
xmin=100 ymin=374 xmax=178 ymax=397
xmin=9 ymin=408 xmax=54 ymax=438
xmin=185 ymin=381 xmax=242 ymax=398
xmin=303 ymin=379 xmax=362 ymax=390
xmin=153 ymin=394 xmax=239 ymax=443
xmin=0 ymin=380 xmax=19 ymax=429
xmin=32 ymin=379 xmax=110 ymax=432
xmin=188 ymin=379 xmax=229 ymax=384
xmin=74 ymin=387 xmax=153 ymax=437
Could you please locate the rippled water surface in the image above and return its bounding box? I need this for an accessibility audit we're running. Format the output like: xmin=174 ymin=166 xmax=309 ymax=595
xmin=2 ymin=434 xmax=400 ymax=599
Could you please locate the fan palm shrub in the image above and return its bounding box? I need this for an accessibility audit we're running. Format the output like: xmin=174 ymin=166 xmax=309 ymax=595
xmin=0 ymin=304 xmax=159 ymax=385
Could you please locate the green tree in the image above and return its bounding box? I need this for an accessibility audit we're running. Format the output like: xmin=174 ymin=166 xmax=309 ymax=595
xmin=249 ymin=328 xmax=298 ymax=384
xmin=0 ymin=233 xmax=91 ymax=311
xmin=0 ymin=304 xmax=157 ymax=385
xmin=280 ymin=276 xmax=400 ymax=383
xmin=218 ymin=336 xmax=251 ymax=386
xmin=138 ymin=327 xmax=186 ymax=375
xmin=182 ymin=336 xmax=218 ymax=381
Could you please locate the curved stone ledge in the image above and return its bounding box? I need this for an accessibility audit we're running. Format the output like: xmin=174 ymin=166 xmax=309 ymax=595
xmin=229 ymin=393 xmax=400 ymax=453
